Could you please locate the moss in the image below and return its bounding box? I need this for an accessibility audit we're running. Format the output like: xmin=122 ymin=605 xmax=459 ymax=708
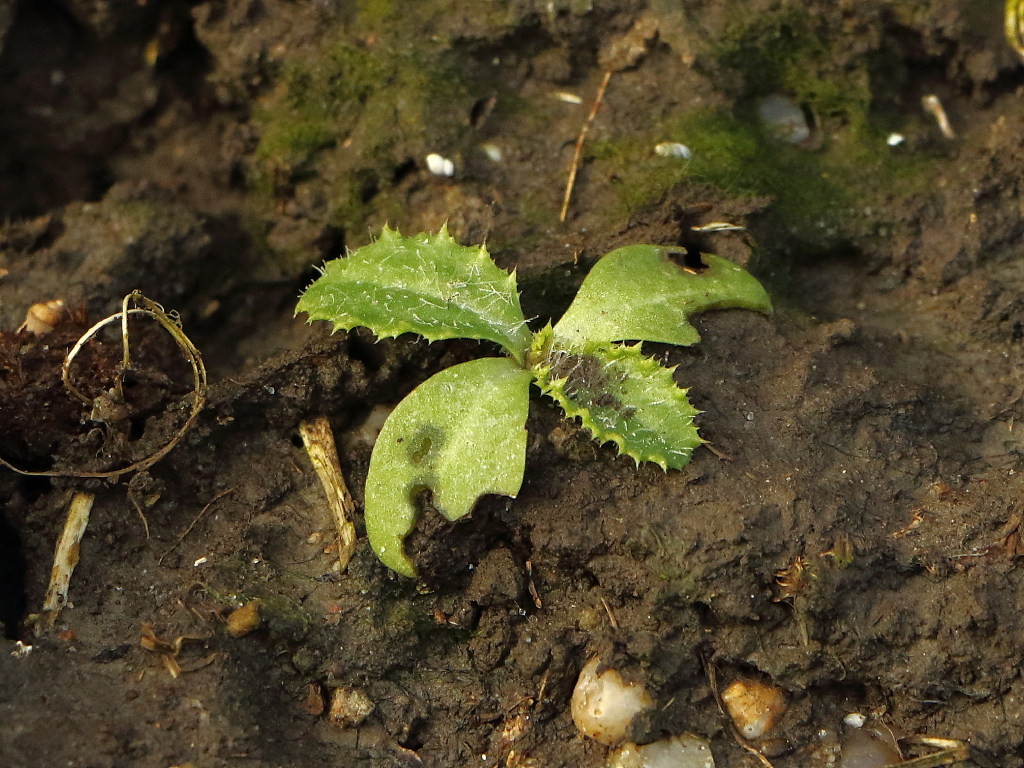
xmin=591 ymin=110 xmax=832 ymax=222
xmin=591 ymin=103 xmax=940 ymax=252
xmin=252 ymin=43 xmax=389 ymax=178
xmin=257 ymin=593 xmax=312 ymax=642
xmin=252 ymin=34 xmax=485 ymax=178
xmin=709 ymin=3 xmax=872 ymax=129
xmin=356 ymin=0 xmax=395 ymax=26
xmin=249 ymin=21 xmax=503 ymax=237
xmin=589 ymin=1 xmax=947 ymax=246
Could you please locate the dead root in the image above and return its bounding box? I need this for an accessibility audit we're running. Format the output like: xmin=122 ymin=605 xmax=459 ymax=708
xmin=0 ymin=290 xmax=207 ymax=480
xmin=139 ymin=623 xmax=214 ymax=679
xmin=893 ymin=736 xmax=973 ymax=768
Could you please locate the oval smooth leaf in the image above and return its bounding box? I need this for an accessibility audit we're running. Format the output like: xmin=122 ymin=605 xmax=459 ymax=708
xmin=364 ymin=357 xmax=533 ymax=577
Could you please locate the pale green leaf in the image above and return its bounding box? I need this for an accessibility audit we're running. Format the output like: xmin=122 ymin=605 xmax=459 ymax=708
xmin=297 ymin=226 xmax=531 ymax=363
xmin=554 ymin=245 xmax=772 ymax=347
xmin=364 ymin=357 xmax=533 ymax=577
xmin=530 ymin=326 xmax=703 ymax=470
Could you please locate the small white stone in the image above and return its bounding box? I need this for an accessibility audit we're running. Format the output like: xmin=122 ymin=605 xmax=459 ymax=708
xmin=758 ymin=94 xmax=810 ymax=144
xmin=11 ymin=641 xmax=33 ymax=658
xmin=843 ymin=712 xmax=867 ymax=728
xmin=426 ymin=153 xmax=455 ymax=177
xmin=572 ymin=657 xmax=654 ymax=746
xmin=193 ymin=556 xmax=208 ymax=566
xmin=552 ymin=91 xmax=583 ymax=104
xmin=480 ymin=143 xmax=503 ymax=162
xmin=608 ymin=734 xmax=715 ymax=768
xmin=654 ymin=142 xmax=693 ymax=159
xmin=886 ymin=133 xmax=905 ymax=147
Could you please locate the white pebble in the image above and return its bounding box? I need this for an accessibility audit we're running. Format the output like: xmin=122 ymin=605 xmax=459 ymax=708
xmin=480 ymin=143 xmax=503 ymax=162
xmin=843 ymin=712 xmax=866 ymax=728
xmin=654 ymin=143 xmax=692 ymax=159
xmin=758 ymin=94 xmax=810 ymax=144
xmin=886 ymin=133 xmax=905 ymax=147
xmin=10 ymin=641 xmax=33 ymax=658
xmin=426 ymin=153 xmax=454 ymax=177
xmin=572 ymin=657 xmax=654 ymax=746
xmin=552 ymin=91 xmax=583 ymax=104
xmin=609 ymin=734 xmax=715 ymax=768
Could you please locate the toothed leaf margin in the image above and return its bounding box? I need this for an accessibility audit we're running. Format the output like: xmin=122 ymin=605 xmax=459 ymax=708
xmin=529 ymin=327 xmax=704 ymax=470
xmin=297 ymin=225 xmax=531 ymax=363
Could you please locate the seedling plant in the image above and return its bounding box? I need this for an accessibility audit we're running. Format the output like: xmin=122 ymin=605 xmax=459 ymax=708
xmin=297 ymin=227 xmax=771 ymax=576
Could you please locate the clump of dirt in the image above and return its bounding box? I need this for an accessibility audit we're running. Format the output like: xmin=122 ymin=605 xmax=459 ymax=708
xmin=2 ymin=1 xmax=1024 ymax=767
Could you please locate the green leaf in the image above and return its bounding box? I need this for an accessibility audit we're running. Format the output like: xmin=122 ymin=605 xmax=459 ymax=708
xmin=554 ymin=245 xmax=772 ymax=347
xmin=296 ymin=226 xmax=532 ymax=364
xmin=364 ymin=357 xmax=533 ymax=577
xmin=530 ymin=326 xmax=703 ymax=471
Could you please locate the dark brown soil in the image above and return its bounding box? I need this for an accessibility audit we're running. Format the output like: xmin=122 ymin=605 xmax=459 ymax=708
xmin=2 ymin=1 xmax=1023 ymax=767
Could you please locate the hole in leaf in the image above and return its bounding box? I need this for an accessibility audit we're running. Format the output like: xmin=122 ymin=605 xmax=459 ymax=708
xmin=664 ymin=248 xmax=709 ymax=274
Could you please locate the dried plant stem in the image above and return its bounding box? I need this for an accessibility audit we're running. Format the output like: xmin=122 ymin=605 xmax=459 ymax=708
xmin=41 ymin=491 xmax=95 ymax=627
xmin=0 ymin=290 xmax=207 ymax=480
xmin=895 ymin=736 xmax=970 ymax=767
xmin=559 ymin=70 xmax=612 ymax=222
xmin=127 ymin=493 xmax=151 ymax=539
xmin=300 ymin=417 xmax=357 ymax=572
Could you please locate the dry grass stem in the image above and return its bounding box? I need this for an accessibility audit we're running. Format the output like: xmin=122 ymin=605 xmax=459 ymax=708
xmin=559 ymin=70 xmax=612 ymax=222
xmin=300 ymin=417 xmax=358 ymax=572
xmin=41 ymin=491 xmax=96 ymax=627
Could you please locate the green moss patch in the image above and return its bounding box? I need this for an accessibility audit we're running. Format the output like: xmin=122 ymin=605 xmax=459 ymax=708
xmin=593 ymin=107 xmax=936 ymax=240
xmin=710 ymin=4 xmax=872 ymax=129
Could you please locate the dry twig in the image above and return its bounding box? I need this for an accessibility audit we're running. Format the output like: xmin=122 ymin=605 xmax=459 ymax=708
xmin=40 ymin=491 xmax=95 ymax=628
xmin=559 ymin=70 xmax=612 ymax=223
xmin=558 ymin=13 xmax=658 ymax=222
xmin=300 ymin=417 xmax=358 ymax=572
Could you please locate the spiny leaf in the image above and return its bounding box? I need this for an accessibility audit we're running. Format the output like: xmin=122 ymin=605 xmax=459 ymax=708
xmin=529 ymin=326 xmax=703 ymax=471
xmin=554 ymin=245 xmax=772 ymax=347
xmin=364 ymin=357 xmax=533 ymax=577
xmin=296 ymin=226 xmax=532 ymax=363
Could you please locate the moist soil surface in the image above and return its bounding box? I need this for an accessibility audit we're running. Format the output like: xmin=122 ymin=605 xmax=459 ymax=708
xmin=2 ymin=1 xmax=1024 ymax=766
